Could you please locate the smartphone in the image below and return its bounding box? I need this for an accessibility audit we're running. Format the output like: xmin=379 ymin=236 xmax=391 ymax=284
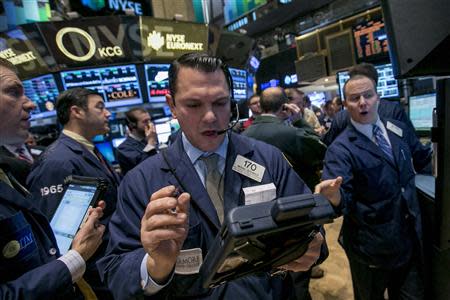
xmin=50 ymin=175 xmax=108 ymax=255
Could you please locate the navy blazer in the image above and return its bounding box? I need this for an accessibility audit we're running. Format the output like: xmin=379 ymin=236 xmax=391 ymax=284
xmin=98 ymin=132 xmax=315 ymax=299
xmin=0 ymin=182 xmax=79 ymax=299
xmin=27 ymin=133 xmax=121 ymax=220
xmin=321 ymin=99 xmax=415 ymax=146
xmin=322 ymin=119 xmax=432 ymax=268
xmin=116 ymin=136 xmax=157 ymax=175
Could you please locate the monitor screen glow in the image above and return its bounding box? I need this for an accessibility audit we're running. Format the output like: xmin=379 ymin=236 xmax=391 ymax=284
xmin=337 ymin=63 xmax=399 ymax=99
xmin=23 ymin=74 xmax=59 ymax=119
xmin=60 ymin=65 xmax=142 ymax=108
xmin=144 ymin=64 xmax=170 ymax=103
xmin=409 ymin=93 xmax=436 ymax=131
xmin=229 ymin=67 xmax=248 ymax=101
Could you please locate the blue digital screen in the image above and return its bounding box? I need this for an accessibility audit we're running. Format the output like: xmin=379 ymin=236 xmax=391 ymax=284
xmin=229 ymin=67 xmax=247 ymax=101
xmin=260 ymin=79 xmax=280 ymax=91
xmin=60 ymin=65 xmax=142 ymax=108
xmin=95 ymin=141 xmax=116 ymax=164
xmin=23 ymin=74 xmax=59 ymax=120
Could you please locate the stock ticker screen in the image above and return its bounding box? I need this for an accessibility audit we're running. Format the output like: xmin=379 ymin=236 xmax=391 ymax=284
xmin=23 ymin=74 xmax=59 ymax=119
xmin=229 ymin=67 xmax=247 ymax=101
xmin=337 ymin=63 xmax=399 ymax=99
xmin=60 ymin=65 xmax=142 ymax=108
xmin=353 ymin=20 xmax=389 ymax=61
xmin=144 ymin=64 xmax=170 ymax=102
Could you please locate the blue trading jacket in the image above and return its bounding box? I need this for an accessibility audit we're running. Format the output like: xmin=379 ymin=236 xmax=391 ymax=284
xmin=98 ymin=132 xmax=325 ymax=299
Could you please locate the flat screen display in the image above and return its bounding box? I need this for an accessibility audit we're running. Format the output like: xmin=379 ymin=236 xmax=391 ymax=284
xmin=229 ymin=67 xmax=247 ymax=101
xmin=95 ymin=141 xmax=116 ymax=164
xmin=409 ymin=93 xmax=436 ymax=131
xmin=60 ymin=65 xmax=142 ymax=108
xmin=23 ymin=74 xmax=59 ymax=119
xmin=353 ymin=19 xmax=389 ymax=61
xmin=144 ymin=64 xmax=170 ymax=102
xmin=154 ymin=121 xmax=172 ymax=144
xmin=337 ymin=63 xmax=399 ymax=99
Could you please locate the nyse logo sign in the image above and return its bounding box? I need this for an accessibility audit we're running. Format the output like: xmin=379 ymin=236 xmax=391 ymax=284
xmin=108 ymin=0 xmax=143 ymax=15
xmin=56 ymin=27 xmax=124 ymax=62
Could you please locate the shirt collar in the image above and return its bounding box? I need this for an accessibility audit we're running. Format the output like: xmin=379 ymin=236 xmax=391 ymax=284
xmin=350 ymin=115 xmax=383 ymax=141
xmin=181 ymin=132 xmax=228 ymax=165
xmin=129 ymin=133 xmax=144 ymax=143
xmin=63 ymin=129 xmax=95 ymax=153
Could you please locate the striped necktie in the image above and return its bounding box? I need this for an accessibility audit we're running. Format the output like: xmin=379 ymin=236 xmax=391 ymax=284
xmin=373 ymin=124 xmax=394 ymax=162
xmin=200 ymin=153 xmax=224 ymax=224
xmin=15 ymin=147 xmax=33 ymax=163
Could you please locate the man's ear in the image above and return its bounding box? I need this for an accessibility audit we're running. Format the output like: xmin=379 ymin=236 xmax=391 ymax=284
xmin=166 ymin=94 xmax=177 ymax=119
xmin=70 ymin=105 xmax=85 ymax=120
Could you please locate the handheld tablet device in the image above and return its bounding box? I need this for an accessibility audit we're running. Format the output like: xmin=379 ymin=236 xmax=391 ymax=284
xmin=200 ymin=193 xmax=335 ymax=288
xmin=50 ymin=175 xmax=108 ymax=255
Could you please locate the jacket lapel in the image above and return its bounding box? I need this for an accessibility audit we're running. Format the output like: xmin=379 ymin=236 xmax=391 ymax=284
xmin=61 ymin=134 xmax=120 ymax=185
xmin=223 ymin=133 xmax=254 ymax=213
xmin=348 ymin=123 xmax=397 ymax=168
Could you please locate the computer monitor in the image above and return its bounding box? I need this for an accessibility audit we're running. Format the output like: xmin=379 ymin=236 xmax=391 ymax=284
xmin=353 ymin=19 xmax=389 ymax=62
xmin=229 ymin=67 xmax=247 ymax=101
xmin=60 ymin=64 xmax=143 ymax=108
xmin=336 ymin=63 xmax=399 ymax=99
xmin=144 ymin=64 xmax=170 ymax=103
xmin=154 ymin=121 xmax=172 ymax=144
xmin=409 ymin=93 xmax=436 ymax=131
xmin=95 ymin=141 xmax=116 ymax=164
xmin=23 ymin=74 xmax=59 ymax=119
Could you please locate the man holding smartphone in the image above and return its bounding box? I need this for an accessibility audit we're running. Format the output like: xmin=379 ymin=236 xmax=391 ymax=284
xmin=0 ymin=58 xmax=105 ymax=299
xmin=116 ymin=107 xmax=159 ymax=175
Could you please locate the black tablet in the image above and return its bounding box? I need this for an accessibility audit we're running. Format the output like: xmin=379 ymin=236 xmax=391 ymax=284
xmin=200 ymin=193 xmax=335 ymax=288
xmin=50 ymin=175 xmax=108 ymax=254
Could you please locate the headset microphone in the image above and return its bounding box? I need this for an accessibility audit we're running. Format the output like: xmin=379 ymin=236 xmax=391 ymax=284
xmin=216 ymin=102 xmax=240 ymax=135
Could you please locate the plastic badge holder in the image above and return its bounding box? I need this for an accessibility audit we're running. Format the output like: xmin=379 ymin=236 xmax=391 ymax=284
xmin=200 ymin=193 xmax=335 ymax=288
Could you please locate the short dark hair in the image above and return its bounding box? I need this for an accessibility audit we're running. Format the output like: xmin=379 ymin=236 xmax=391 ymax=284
xmin=259 ymin=87 xmax=288 ymax=113
xmin=0 ymin=58 xmax=18 ymax=74
xmin=56 ymin=88 xmax=101 ymax=125
xmin=125 ymin=107 xmax=148 ymax=128
xmin=343 ymin=63 xmax=378 ymax=100
xmin=168 ymin=52 xmax=233 ymax=104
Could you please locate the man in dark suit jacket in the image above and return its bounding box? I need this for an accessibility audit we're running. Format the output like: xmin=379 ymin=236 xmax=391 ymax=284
xmin=0 ymin=57 xmax=105 ymax=299
xmin=116 ymin=107 xmax=158 ymax=175
xmin=243 ymin=87 xmax=327 ymax=191
xmin=319 ymin=68 xmax=432 ymax=300
xmin=27 ymin=87 xmax=121 ymax=299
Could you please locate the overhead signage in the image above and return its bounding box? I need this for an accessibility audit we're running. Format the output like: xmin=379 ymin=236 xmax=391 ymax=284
xmin=140 ymin=17 xmax=208 ymax=60
xmin=38 ymin=17 xmax=134 ymax=67
xmin=0 ymin=28 xmax=50 ymax=79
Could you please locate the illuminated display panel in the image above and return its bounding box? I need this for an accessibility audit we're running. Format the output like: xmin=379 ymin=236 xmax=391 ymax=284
xmin=23 ymin=74 xmax=59 ymax=119
xmin=60 ymin=65 xmax=142 ymax=108
xmin=409 ymin=93 xmax=436 ymax=131
xmin=353 ymin=20 xmax=389 ymax=61
xmin=229 ymin=67 xmax=247 ymax=101
xmin=144 ymin=64 xmax=170 ymax=102
xmin=337 ymin=63 xmax=399 ymax=99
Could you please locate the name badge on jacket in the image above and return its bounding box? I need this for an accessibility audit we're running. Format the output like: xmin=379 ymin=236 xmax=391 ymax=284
xmin=175 ymin=248 xmax=203 ymax=275
xmin=232 ymin=155 xmax=265 ymax=182
xmin=387 ymin=121 xmax=403 ymax=137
